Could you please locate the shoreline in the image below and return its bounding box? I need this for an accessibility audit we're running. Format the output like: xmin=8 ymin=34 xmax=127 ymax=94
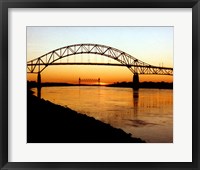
xmin=27 ymin=89 xmax=145 ymax=143
xmin=28 ymin=81 xmax=173 ymax=89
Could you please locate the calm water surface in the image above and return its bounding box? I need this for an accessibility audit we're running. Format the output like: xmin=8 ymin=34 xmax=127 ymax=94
xmin=33 ymin=86 xmax=173 ymax=143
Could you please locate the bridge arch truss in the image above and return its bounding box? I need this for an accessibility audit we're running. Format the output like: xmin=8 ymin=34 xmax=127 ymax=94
xmin=27 ymin=43 xmax=173 ymax=75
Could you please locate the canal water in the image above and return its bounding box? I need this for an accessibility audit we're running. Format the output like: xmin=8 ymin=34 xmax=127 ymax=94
xmin=32 ymin=86 xmax=173 ymax=143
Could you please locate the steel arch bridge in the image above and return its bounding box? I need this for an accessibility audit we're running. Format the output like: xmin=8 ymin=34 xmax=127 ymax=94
xmin=27 ymin=43 xmax=173 ymax=75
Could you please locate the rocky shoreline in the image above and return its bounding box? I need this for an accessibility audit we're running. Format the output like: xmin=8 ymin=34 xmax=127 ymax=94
xmin=27 ymin=90 xmax=145 ymax=143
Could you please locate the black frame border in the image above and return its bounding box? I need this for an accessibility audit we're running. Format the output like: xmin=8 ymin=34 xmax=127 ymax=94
xmin=0 ymin=0 xmax=199 ymax=169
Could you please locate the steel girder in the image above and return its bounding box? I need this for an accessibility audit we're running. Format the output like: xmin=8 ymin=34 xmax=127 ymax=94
xmin=27 ymin=43 xmax=173 ymax=75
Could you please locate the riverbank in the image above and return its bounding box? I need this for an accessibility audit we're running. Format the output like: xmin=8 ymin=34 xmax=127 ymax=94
xmin=107 ymin=81 xmax=173 ymax=89
xmin=27 ymin=81 xmax=173 ymax=89
xmin=27 ymin=89 xmax=145 ymax=143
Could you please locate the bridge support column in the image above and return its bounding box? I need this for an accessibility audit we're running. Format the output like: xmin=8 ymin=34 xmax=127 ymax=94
xmin=37 ymin=72 xmax=41 ymax=98
xmin=79 ymin=78 xmax=81 ymax=85
xmin=133 ymin=73 xmax=139 ymax=90
xmin=98 ymin=78 xmax=100 ymax=86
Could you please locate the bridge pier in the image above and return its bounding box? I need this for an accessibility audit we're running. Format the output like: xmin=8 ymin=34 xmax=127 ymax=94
xmin=133 ymin=73 xmax=139 ymax=90
xmin=37 ymin=72 xmax=41 ymax=98
xmin=98 ymin=78 xmax=100 ymax=86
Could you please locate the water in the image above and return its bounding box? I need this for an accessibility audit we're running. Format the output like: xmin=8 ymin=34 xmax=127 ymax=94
xmin=32 ymin=86 xmax=173 ymax=143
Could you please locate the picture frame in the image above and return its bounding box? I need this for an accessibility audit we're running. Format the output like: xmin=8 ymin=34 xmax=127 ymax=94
xmin=0 ymin=0 xmax=199 ymax=169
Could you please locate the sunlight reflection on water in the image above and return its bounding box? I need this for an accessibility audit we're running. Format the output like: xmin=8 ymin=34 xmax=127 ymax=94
xmin=32 ymin=86 xmax=173 ymax=143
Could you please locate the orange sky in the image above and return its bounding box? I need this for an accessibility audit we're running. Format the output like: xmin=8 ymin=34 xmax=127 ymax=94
xmin=27 ymin=27 xmax=173 ymax=84
xmin=27 ymin=65 xmax=173 ymax=84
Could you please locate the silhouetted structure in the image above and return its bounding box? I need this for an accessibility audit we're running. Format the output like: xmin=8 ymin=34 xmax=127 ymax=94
xmin=27 ymin=43 xmax=173 ymax=95
xmin=133 ymin=73 xmax=139 ymax=90
xmin=79 ymin=78 xmax=100 ymax=85
xmin=37 ymin=73 xmax=41 ymax=98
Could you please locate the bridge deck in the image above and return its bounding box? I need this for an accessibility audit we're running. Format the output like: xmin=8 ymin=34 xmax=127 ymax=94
xmin=27 ymin=62 xmax=173 ymax=70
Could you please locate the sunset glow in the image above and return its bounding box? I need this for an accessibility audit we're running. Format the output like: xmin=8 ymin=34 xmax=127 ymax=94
xmin=27 ymin=27 xmax=173 ymax=84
